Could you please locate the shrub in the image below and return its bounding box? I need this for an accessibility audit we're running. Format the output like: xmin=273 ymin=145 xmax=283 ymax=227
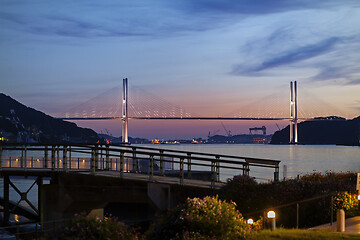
xmin=57 ymin=213 xmax=140 ymax=240
xmin=147 ymin=196 xmax=261 ymax=240
xmin=220 ymin=172 xmax=358 ymax=228
xmin=333 ymin=191 xmax=359 ymax=217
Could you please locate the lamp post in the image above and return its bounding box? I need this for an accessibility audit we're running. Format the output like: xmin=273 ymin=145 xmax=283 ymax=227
xmin=247 ymin=218 xmax=254 ymax=225
xmin=267 ymin=210 xmax=276 ymax=230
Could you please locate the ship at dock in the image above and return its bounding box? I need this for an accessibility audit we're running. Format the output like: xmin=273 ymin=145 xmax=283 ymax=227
xmin=207 ymin=126 xmax=272 ymax=144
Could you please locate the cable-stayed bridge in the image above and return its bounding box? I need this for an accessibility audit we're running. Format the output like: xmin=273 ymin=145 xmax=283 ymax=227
xmin=58 ymin=79 xmax=348 ymax=144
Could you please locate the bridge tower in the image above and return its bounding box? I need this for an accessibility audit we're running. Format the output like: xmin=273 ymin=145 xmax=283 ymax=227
xmin=290 ymin=81 xmax=298 ymax=144
xmin=122 ymin=78 xmax=129 ymax=143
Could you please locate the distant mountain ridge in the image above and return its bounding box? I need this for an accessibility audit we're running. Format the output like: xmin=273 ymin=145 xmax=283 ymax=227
xmin=0 ymin=93 xmax=99 ymax=143
xmin=271 ymin=116 xmax=360 ymax=145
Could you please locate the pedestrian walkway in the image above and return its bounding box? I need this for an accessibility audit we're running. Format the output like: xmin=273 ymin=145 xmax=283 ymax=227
xmin=309 ymin=216 xmax=360 ymax=234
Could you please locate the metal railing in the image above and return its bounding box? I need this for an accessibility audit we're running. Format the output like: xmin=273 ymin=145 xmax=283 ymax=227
xmin=0 ymin=143 xmax=280 ymax=186
xmin=244 ymin=192 xmax=344 ymax=229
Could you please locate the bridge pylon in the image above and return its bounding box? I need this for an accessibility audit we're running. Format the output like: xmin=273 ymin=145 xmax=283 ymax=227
xmin=290 ymin=81 xmax=298 ymax=144
xmin=122 ymin=78 xmax=128 ymax=143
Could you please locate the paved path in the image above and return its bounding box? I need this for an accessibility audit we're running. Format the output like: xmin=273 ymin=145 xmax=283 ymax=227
xmin=310 ymin=216 xmax=360 ymax=234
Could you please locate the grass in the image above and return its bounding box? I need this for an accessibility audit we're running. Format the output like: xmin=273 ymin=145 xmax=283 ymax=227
xmin=250 ymin=228 xmax=359 ymax=240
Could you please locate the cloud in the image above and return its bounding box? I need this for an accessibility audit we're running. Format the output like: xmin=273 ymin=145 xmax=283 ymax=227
xmin=180 ymin=0 xmax=360 ymax=15
xmin=256 ymin=37 xmax=340 ymax=71
xmin=232 ymin=37 xmax=341 ymax=74
xmin=1 ymin=0 xmax=359 ymax=40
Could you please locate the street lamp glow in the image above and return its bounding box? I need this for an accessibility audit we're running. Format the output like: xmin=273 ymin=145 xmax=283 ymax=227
xmin=247 ymin=218 xmax=254 ymax=224
xmin=357 ymin=195 xmax=360 ymax=201
xmin=267 ymin=210 xmax=275 ymax=218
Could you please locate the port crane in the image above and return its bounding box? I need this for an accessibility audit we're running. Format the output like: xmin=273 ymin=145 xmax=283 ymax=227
xmin=221 ymin=122 xmax=232 ymax=137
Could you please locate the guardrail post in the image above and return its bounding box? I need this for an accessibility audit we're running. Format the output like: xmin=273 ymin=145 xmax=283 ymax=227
xmin=274 ymin=165 xmax=279 ymax=182
xmin=24 ymin=144 xmax=27 ymax=170
xmin=31 ymin=157 xmax=33 ymax=168
xmin=243 ymin=161 xmax=250 ymax=176
xmin=68 ymin=146 xmax=72 ymax=170
xmin=95 ymin=144 xmax=99 ymax=170
xmin=149 ymin=154 xmax=154 ymax=181
xmin=63 ymin=145 xmax=67 ymax=172
xmin=120 ymin=152 xmax=124 ymax=178
xmin=44 ymin=145 xmax=48 ymax=168
xmin=211 ymin=158 xmax=215 ymax=188
xmin=21 ymin=147 xmax=23 ymax=168
xmin=187 ymin=153 xmax=191 ymax=179
xmin=91 ymin=147 xmax=95 ymax=175
xmin=0 ymin=144 xmax=2 ymax=169
xmin=160 ymin=150 xmax=164 ymax=175
xmin=57 ymin=145 xmax=60 ymax=170
xmin=51 ymin=146 xmax=55 ymax=170
xmin=330 ymin=195 xmax=334 ymax=225
xmin=215 ymin=156 xmax=220 ymax=182
xmin=296 ymin=203 xmax=299 ymax=228
xmin=99 ymin=145 xmax=103 ymax=169
xmin=132 ymin=147 xmax=138 ymax=172
xmin=180 ymin=157 xmax=184 ymax=185
xmin=105 ymin=145 xmax=110 ymax=170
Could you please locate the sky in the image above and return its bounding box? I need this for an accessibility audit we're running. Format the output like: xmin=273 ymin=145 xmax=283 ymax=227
xmin=0 ymin=0 xmax=360 ymax=139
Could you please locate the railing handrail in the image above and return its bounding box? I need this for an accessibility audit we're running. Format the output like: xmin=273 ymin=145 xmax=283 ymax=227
xmin=0 ymin=142 xmax=281 ymax=166
xmin=244 ymin=192 xmax=337 ymax=217
xmin=0 ymin=143 xmax=281 ymax=183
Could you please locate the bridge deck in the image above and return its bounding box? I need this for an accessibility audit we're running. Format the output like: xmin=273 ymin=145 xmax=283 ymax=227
xmin=0 ymin=168 xmax=224 ymax=189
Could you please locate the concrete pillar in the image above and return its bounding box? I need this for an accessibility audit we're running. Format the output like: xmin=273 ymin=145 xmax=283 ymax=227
xmin=337 ymin=209 xmax=345 ymax=232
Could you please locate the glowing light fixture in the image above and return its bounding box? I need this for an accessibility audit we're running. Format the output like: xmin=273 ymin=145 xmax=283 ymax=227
xmin=267 ymin=211 xmax=275 ymax=218
xmin=247 ymin=218 xmax=254 ymax=224
xmin=267 ymin=210 xmax=276 ymax=230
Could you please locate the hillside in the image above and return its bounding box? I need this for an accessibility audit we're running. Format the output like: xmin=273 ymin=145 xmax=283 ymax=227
xmin=0 ymin=93 xmax=99 ymax=143
xmin=271 ymin=116 xmax=360 ymax=145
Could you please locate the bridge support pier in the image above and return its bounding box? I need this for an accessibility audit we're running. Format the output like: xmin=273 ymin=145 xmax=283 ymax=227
xmin=122 ymin=78 xmax=129 ymax=143
xmin=290 ymin=81 xmax=298 ymax=144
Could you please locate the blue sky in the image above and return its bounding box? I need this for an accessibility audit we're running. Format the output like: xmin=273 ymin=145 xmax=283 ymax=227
xmin=1 ymin=0 xmax=359 ymax=139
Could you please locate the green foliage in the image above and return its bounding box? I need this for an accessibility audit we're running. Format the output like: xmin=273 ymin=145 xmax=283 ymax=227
xmin=220 ymin=172 xmax=358 ymax=228
xmin=333 ymin=191 xmax=359 ymax=217
xmin=147 ymin=196 xmax=261 ymax=240
xmin=57 ymin=213 xmax=140 ymax=240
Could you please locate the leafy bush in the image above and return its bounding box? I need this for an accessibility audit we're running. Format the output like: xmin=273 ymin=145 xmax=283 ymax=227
xmin=147 ymin=196 xmax=261 ymax=240
xmin=333 ymin=191 xmax=359 ymax=216
xmin=57 ymin=213 xmax=140 ymax=240
xmin=220 ymin=172 xmax=358 ymax=228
